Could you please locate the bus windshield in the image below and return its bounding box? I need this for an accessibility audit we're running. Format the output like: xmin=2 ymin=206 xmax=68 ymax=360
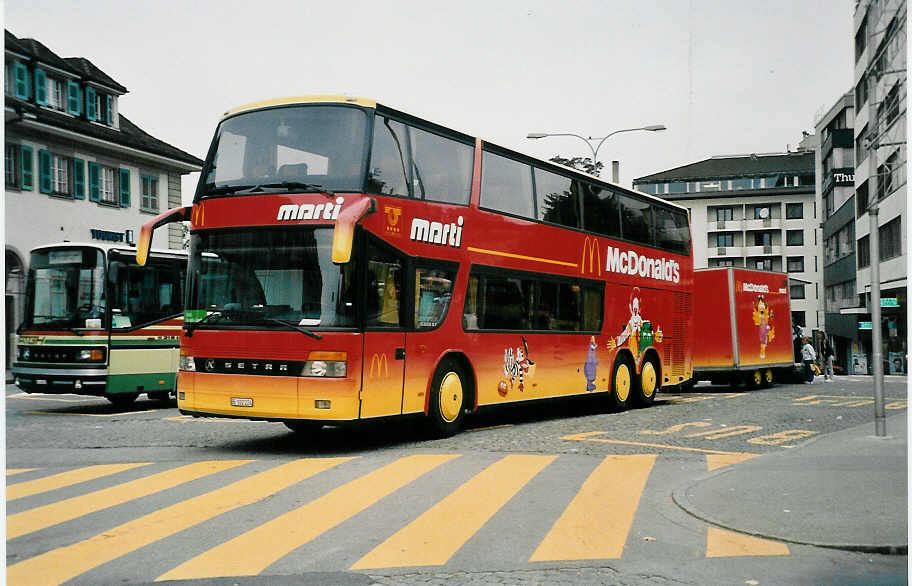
xmin=24 ymin=247 xmax=106 ymax=330
xmin=186 ymin=227 xmax=358 ymax=329
xmin=199 ymin=105 xmax=369 ymax=197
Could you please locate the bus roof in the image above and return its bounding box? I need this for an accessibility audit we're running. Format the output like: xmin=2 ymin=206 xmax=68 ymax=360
xmin=30 ymin=242 xmax=188 ymax=258
xmin=218 ymin=95 xmax=687 ymax=212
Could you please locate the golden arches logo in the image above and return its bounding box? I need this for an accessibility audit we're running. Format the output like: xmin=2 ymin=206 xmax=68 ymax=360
xmin=580 ymin=236 xmax=602 ymax=276
xmin=191 ymin=204 xmax=205 ymax=227
xmin=369 ymin=352 xmax=390 ymax=379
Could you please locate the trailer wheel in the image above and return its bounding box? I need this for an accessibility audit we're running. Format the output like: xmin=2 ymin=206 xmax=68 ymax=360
xmin=608 ymin=357 xmax=633 ymax=410
xmin=426 ymin=358 xmax=467 ymax=438
xmin=633 ymin=356 xmax=659 ymax=407
xmin=762 ymin=368 xmax=774 ymax=388
xmin=744 ymin=369 xmax=763 ymax=390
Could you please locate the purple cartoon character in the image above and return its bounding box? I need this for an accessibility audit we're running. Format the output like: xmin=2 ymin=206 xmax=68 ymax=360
xmin=583 ymin=335 xmax=598 ymax=391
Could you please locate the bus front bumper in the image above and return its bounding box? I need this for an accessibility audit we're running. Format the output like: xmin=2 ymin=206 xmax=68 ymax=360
xmin=11 ymin=364 xmax=108 ymax=394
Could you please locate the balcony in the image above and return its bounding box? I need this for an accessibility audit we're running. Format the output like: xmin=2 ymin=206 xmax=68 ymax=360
xmin=714 ymin=219 xmax=740 ymax=231
xmin=743 ymin=218 xmax=782 ymax=230
xmin=709 ymin=246 xmax=743 ymax=258
xmin=744 ymin=245 xmax=781 ymax=257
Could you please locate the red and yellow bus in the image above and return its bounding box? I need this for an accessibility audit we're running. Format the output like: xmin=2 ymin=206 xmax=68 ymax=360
xmin=138 ymin=96 xmax=693 ymax=436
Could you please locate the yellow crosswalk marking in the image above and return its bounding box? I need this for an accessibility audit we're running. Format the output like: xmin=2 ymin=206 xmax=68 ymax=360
xmin=6 ymin=468 xmax=36 ymax=476
xmin=706 ymin=453 xmax=759 ymax=472
xmin=706 ymin=527 xmax=790 ymax=557
xmin=157 ymin=454 xmax=459 ymax=581
xmin=7 ymin=463 xmax=152 ymax=501
xmin=7 ymin=458 xmax=350 ymax=586
xmin=7 ymin=460 xmax=250 ymax=539
xmin=530 ymin=454 xmax=657 ymax=561
xmin=352 ymin=454 xmax=555 ymax=570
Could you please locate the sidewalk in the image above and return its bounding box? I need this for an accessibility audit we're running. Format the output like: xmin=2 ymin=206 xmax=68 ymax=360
xmin=674 ymin=412 xmax=908 ymax=554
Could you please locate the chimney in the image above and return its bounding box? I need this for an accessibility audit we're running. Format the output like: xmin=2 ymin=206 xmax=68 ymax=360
xmin=611 ymin=160 xmax=619 ymax=183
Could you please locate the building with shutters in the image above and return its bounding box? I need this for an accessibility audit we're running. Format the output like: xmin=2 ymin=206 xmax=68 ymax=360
xmin=632 ymin=144 xmax=822 ymax=338
xmin=4 ymin=30 xmax=203 ymax=366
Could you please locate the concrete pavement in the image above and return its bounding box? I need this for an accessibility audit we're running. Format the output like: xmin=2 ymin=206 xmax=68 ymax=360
xmin=674 ymin=410 xmax=908 ymax=554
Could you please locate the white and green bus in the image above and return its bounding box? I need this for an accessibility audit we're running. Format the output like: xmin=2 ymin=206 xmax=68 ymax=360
xmin=12 ymin=242 xmax=187 ymax=406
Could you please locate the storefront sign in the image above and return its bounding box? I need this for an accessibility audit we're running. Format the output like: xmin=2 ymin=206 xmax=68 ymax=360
xmin=858 ymin=321 xmax=872 ymax=330
xmin=90 ymin=228 xmax=135 ymax=246
xmin=832 ymin=168 xmax=855 ymax=186
xmin=881 ymin=298 xmax=899 ymax=307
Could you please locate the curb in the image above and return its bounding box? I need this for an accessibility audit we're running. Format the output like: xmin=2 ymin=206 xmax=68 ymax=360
xmin=671 ymin=465 xmax=908 ymax=556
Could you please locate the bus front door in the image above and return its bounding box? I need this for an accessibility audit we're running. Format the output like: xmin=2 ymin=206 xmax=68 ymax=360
xmin=360 ymin=332 xmax=405 ymax=418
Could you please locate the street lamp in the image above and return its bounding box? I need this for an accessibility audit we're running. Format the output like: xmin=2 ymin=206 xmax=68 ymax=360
xmin=526 ymin=125 xmax=666 ymax=179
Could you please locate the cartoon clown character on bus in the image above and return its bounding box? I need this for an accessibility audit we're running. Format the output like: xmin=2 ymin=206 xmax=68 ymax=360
xmin=606 ymin=287 xmax=663 ymax=359
xmin=752 ymin=295 xmax=775 ymax=358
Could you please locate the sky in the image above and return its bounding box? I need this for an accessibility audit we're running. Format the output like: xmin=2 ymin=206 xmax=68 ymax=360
xmin=5 ymin=0 xmax=856 ymax=203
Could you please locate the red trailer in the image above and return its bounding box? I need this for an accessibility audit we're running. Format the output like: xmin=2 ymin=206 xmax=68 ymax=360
xmin=690 ymin=267 xmax=796 ymax=388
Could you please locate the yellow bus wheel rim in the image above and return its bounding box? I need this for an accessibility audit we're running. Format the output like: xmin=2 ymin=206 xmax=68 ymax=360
xmin=439 ymin=372 xmax=463 ymax=423
xmin=615 ymin=364 xmax=631 ymax=402
xmin=753 ymin=370 xmax=762 ymax=386
xmin=641 ymin=362 xmax=657 ymax=398
xmin=764 ymin=369 xmax=774 ymax=384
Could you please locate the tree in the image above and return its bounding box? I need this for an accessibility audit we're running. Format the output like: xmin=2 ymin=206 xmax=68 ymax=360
xmin=549 ymin=156 xmax=603 ymax=177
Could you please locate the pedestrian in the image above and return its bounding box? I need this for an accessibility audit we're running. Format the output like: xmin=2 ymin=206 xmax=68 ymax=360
xmin=823 ymin=338 xmax=835 ymax=382
xmin=801 ymin=337 xmax=817 ymax=384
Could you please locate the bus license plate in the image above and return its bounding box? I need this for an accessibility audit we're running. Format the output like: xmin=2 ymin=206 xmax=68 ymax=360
xmin=231 ymin=397 xmax=254 ymax=407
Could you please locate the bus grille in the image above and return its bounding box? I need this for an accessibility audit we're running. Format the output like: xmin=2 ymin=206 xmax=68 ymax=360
xmin=664 ymin=293 xmax=691 ymax=379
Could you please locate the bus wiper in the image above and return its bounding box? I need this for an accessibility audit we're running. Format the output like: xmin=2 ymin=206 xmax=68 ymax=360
xmin=68 ymin=327 xmax=85 ymax=336
xmin=184 ymin=311 xmax=226 ymax=337
xmin=206 ymin=184 xmax=261 ymax=196
xmin=262 ymin=318 xmax=322 ymax=340
xmin=257 ymin=181 xmax=336 ymax=197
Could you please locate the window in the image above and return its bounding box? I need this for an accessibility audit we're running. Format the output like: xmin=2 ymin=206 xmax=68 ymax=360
xmin=535 ymin=168 xmax=580 ymax=228
xmin=731 ymin=178 xmax=751 ymax=190
xmin=786 ymin=203 xmax=803 ymax=219
xmin=141 ymin=174 xmax=159 ymax=212
xmin=855 ymin=124 xmax=868 ymax=167
xmin=463 ymin=267 xmax=603 ymax=332
xmin=754 ymin=232 xmax=772 ymax=246
xmin=717 ymin=233 xmax=734 ymax=247
xmin=753 ymin=206 xmax=771 ymax=220
xmin=790 ymin=284 xmax=805 ymax=300
xmin=66 ymin=80 xmax=81 ymax=115
xmin=653 ymin=206 xmax=690 ymax=254
xmin=715 ymin=207 xmax=733 ymax=221
xmin=93 ymin=165 xmax=117 ymax=204
xmin=480 ymin=151 xmax=534 ymax=218
xmin=880 ymin=217 xmax=902 ymax=261
xmin=580 ymin=183 xmax=620 ymax=238
xmin=668 ymin=181 xmax=686 ymax=194
xmin=13 ymin=61 xmax=29 ymax=99
xmin=824 ymin=235 xmax=837 ymax=264
xmin=792 ymin=310 xmax=806 ymax=327
xmin=38 ymin=150 xmax=73 ymax=196
xmin=786 ymin=230 xmax=804 ymax=246
xmin=618 ymin=194 xmax=653 ymax=245
xmin=710 ymin=258 xmax=736 ymax=267
xmin=857 ymin=235 xmax=870 ymax=268
xmin=787 ymin=256 xmax=804 ymax=272
xmin=5 ymin=144 xmax=20 ymax=189
xmin=367 ymin=117 xmax=408 ymax=197
xmin=856 ymin=180 xmax=869 ymax=218
xmin=837 ymin=223 xmax=855 ymax=257
xmin=366 ymin=242 xmax=403 ymax=328
xmin=753 ymin=258 xmax=772 ymax=270
xmin=48 ymin=78 xmax=65 ymax=110
xmin=111 ymin=254 xmax=185 ymax=329
xmin=415 ymin=265 xmax=456 ymax=329
xmin=879 ymin=82 xmax=901 ymax=128
xmin=408 ymin=125 xmax=473 ymax=205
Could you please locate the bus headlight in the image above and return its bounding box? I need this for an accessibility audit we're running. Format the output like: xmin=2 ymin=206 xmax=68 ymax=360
xmin=76 ymin=348 xmax=106 ymax=362
xmin=18 ymin=347 xmax=30 ymax=360
xmin=303 ymin=351 xmax=347 ymax=377
xmin=179 ymin=355 xmax=196 ymax=372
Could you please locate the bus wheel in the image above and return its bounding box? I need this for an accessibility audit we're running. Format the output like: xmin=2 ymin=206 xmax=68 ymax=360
xmin=609 ymin=357 xmax=632 ymax=410
xmin=427 ymin=359 xmax=467 ymax=438
xmin=106 ymin=393 xmax=138 ymax=407
xmin=633 ymin=357 xmax=659 ymax=407
xmin=762 ymin=368 xmax=775 ymax=388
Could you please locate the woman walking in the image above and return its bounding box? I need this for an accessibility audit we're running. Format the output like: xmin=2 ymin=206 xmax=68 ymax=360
xmin=823 ymin=338 xmax=835 ymax=382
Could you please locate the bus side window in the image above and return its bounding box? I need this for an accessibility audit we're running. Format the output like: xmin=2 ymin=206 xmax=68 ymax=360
xmin=415 ymin=266 xmax=456 ymax=329
xmin=365 ymin=243 xmax=402 ymax=328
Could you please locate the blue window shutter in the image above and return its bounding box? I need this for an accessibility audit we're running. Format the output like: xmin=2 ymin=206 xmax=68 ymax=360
xmin=105 ymin=95 xmax=113 ymax=124
xmin=67 ymin=80 xmax=81 ymax=115
xmin=73 ymin=158 xmax=85 ymax=199
xmin=14 ymin=62 xmax=29 ymax=99
xmin=85 ymin=87 xmax=97 ymax=121
xmin=88 ymin=162 xmax=100 ymax=201
xmin=20 ymin=146 xmax=33 ymax=190
xmin=119 ymin=168 xmax=130 ymax=207
xmin=38 ymin=150 xmax=52 ymax=194
xmin=34 ymin=69 xmax=47 ymax=105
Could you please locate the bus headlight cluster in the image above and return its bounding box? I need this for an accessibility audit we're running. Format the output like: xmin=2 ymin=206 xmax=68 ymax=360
xmin=17 ymin=347 xmax=30 ymax=360
xmin=179 ymin=355 xmax=196 ymax=372
xmin=303 ymin=360 xmax=346 ymax=377
xmin=76 ymin=348 xmax=106 ymax=362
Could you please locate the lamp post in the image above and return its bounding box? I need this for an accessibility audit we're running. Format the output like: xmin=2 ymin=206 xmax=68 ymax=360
xmin=526 ymin=125 xmax=666 ymax=180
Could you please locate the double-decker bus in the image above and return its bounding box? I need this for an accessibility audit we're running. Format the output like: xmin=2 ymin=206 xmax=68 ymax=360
xmin=13 ymin=242 xmax=187 ymax=406
xmin=138 ymin=95 xmax=693 ymax=436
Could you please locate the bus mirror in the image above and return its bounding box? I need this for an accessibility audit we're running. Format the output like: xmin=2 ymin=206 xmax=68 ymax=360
xmin=332 ymin=197 xmax=376 ymax=264
xmin=136 ymin=206 xmax=191 ymax=266
xmin=108 ymin=261 xmax=123 ymax=284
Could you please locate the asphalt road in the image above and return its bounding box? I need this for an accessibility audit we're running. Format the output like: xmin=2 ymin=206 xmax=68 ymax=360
xmin=6 ymin=375 xmax=908 ymax=585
